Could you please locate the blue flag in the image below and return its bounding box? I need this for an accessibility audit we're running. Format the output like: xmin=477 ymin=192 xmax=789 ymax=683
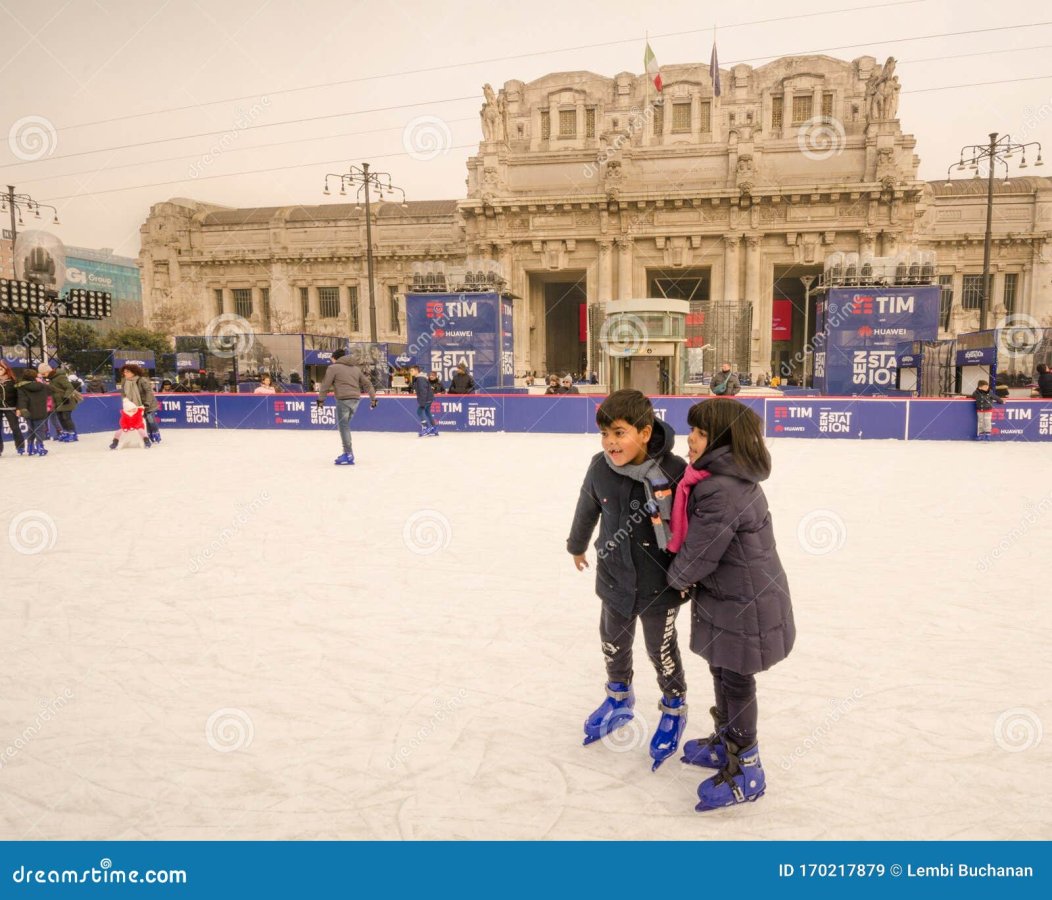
xmin=710 ymin=42 xmax=721 ymax=97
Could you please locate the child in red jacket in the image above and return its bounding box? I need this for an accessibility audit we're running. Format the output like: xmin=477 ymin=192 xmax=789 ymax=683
xmin=109 ymin=398 xmax=151 ymax=450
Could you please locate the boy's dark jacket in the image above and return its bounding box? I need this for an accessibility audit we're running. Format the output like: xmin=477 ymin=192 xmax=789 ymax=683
xmin=566 ymin=419 xmax=687 ymax=617
xmin=970 ymin=387 xmax=1003 ymax=411
xmin=16 ymin=379 xmax=53 ymax=420
xmin=412 ymin=374 xmax=434 ymax=406
xmin=667 ymin=444 xmax=795 ymax=675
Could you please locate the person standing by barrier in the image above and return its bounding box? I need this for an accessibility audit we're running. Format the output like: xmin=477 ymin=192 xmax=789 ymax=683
xmin=710 ymin=364 xmax=741 ymax=396
xmin=410 ymin=365 xmax=438 ymax=437
xmin=971 ymin=379 xmax=1002 ymax=441
xmin=1037 ymin=363 xmax=1052 ymax=399
xmin=15 ymin=368 xmax=53 ymax=457
xmin=448 ymin=362 xmax=476 ymax=394
xmin=41 ymin=363 xmax=83 ymax=442
xmin=317 ymin=348 xmax=377 ymax=466
xmin=0 ymin=361 xmax=27 ymax=456
xmin=254 ymin=374 xmax=278 ymax=395
xmin=120 ymin=364 xmax=161 ymax=444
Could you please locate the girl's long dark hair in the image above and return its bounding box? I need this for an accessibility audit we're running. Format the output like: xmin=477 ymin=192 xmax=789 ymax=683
xmin=687 ymin=398 xmax=771 ymax=475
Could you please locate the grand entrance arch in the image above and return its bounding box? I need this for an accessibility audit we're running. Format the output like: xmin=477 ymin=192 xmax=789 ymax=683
xmin=527 ymin=270 xmax=588 ymax=376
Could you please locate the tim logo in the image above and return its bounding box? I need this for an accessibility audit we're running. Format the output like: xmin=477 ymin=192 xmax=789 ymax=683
xmin=275 ymin=400 xmax=305 ymax=412
xmin=161 ymin=400 xmax=182 ymax=412
xmin=426 ymin=300 xmax=478 ymax=318
xmin=441 ymin=401 xmax=463 ymax=414
xmin=994 ymin=408 xmax=1032 ymax=421
xmin=819 ymin=411 xmax=852 ymax=433
xmin=773 ymin=406 xmax=788 ymax=419
xmin=857 ymin=325 xmax=874 ymax=337
xmin=852 ymin=296 xmax=874 ymax=315
xmin=775 ymin=406 xmax=811 ymax=418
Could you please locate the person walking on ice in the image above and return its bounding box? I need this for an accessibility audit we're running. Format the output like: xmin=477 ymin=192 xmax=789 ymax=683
xmin=566 ymin=389 xmax=689 ymax=770
xmin=409 ymin=365 xmax=438 ymax=437
xmin=316 ymin=348 xmax=377 ymax=465
xmin=667 ymin=398 xmax=795 ymax=811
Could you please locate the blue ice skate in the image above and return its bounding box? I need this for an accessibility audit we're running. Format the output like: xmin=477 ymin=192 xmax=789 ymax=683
xmin=583 ymin=681 xmax=635 ymax=746
xmin=695 ymin=741 xmax=765 ymax=811
xmin=334 ymin=452 xmax=355 ymax=465
xmin=149 ymin=432 xmax=161 ymax=443
xmin=681 ymin=706 xmax=729 ymax=769
xmin=649 ymin=696 xmax=687 ymax=770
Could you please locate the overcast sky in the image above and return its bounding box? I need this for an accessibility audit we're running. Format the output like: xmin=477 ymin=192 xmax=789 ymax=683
xmin=1 ymin=0 xmax=1049 ymax=258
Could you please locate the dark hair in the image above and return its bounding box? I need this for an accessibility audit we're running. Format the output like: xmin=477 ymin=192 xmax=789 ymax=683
xmin=331 ymin=349 xmax=346 ymax=360
xmin=977 ymin=380 xmax=989 ymax=388
xmin=409 ymin=365 xmax=421 ymax=373
xmin=596 ymin=389 xmax=654 ymax=430
xmin=686 ymin=398 xmax=771 ymax=475
xmin=1038 ymin=364 xmax=1048 ymax=375
xmin=121 ymin=363 xmax=145 ymax=377
xmin=21 ymin=368 xmax=37 ymax=381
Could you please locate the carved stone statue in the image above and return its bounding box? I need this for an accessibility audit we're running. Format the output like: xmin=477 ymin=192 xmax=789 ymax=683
xmin=481 ymin=83 xmax=505 ymax=143
xmin=736 ymin=154 xmax=754 ymax=180
xmin=866 ymin=57 xmax=900 ymax=122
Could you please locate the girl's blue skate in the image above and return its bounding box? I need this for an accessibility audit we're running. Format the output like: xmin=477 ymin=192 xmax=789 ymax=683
xmin=681 ymin=706 xmax=729 ymax=768
xmin=695 ymin=741 xmax=765 ymax=811
xmin=649 ymin=696 xmax=687 ymax=770
xmin=583 ymin=682 xmax=635 ymax=746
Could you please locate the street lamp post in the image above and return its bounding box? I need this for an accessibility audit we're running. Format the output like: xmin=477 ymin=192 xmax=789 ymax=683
xmin=946 ymin=134 xmax=1042 ymax=332
xmin=799 ymin=274 xmax=816 ymax=388
xmin=323 ymin=164 xmax=407 ymax=343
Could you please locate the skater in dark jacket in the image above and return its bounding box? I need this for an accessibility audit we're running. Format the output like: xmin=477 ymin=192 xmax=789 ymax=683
xmin=970 ymin=380 xmax=1003 ymax=440
xmin=667 ymin=398 xmax=795 ymax=811
xmin=427 ymin=371 xmax=446 ymax=394
xmin=15 ymin=369 xmax=54 ymax=456
xmin=448 ymin=363 xmax=476 ymax=394
xmin=409 ymin=365 xmax=438 ymax=437
xmin=41 ymin=363 xmax=82 ymax=442
xmin=0 ymin=360 xmax=27 ymax=456
xmin=567 ymin=389 xmax=689 ymax=769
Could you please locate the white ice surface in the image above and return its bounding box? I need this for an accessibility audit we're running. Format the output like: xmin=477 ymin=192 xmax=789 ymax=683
xmin=1 ymin=430 xmax=1050 ymax=840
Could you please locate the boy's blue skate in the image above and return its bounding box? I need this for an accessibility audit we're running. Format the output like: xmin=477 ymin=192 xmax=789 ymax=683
xmin=695 ymin=740 xmax=765 ymax=811
xmin=649 ymin=696 xmax=687 ymax=770
xmin=334 ymin=452 xmax=354 ymax=465
xmin=681 ymin=706 xmax=729 ymax=769
xmin=583 ymin=682 xmax=635 ymax=746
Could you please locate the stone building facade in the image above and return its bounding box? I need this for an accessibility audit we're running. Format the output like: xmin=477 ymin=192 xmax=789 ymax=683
xmin=139 ymin=53 xmax=1052 ymax=379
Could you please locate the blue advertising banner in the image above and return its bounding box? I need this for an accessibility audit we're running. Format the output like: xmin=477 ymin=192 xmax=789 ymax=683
xmin=113 ymin=350 xmax=156 ymax=370
xmin=406 ymin=292 xmax=513 ymax=389
xmin=816 ymin=286 xmax=940 ymax=396
xmin=501 ymin=297 xmax=515 ymax=382
xmin=956 ymin=345 xmax=997 ymax=367
xmin=766 ymin=399 xmax=908 ymax=439
xmin=64 ymin=255 xmax=142 ymax=300
xmin=155 ymin=395 xmax=216 ymax=427
xmin=176 ymin=352 xmax=202 ymax=371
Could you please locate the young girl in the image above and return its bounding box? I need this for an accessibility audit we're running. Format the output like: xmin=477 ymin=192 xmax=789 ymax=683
xmin=110 ymin=398 xmax=151 ymax=450
xmin=667 ymin=398 xmax=795 ymax=810
xmin=253 ymin=374 xmax=277 ymax=394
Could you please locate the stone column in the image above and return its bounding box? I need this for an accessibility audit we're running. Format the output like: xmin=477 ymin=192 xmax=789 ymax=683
xmin=720 ymin=235 xmax=742 ymax=366
xmin=598 ymin=240 xmax=613 ymax=303
xmin=782 ymin=85 xmax=794 ymax=140
xmin=617 ymin=237 xmax=633 ymax=299
xmin=745 ymin=235 xmax=765 ymax=370
xmin=221 ymin=288 xmax=233 ymax=315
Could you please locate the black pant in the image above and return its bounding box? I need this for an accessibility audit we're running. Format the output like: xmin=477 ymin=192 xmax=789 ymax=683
xmin=1 ymin=408 xmax=25 ymax=450
xmin=26 ymin=418 xmax=48 ymax=444
xmin=710 ymin=665 xmax=757 ymax=747
xmin=52 ymin=410 xmax=76 ymax=433
xmin=600 ymin=604 xmax=686 ymax=698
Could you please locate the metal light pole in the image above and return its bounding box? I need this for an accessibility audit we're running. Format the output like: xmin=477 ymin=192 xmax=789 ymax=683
xmin=323 ymin=164 xmax=407 ymax=343
xmin=946 ymin=134 xmax=1042 ymax=331
xmin=799 ymin=274 xmax=815 ymax=388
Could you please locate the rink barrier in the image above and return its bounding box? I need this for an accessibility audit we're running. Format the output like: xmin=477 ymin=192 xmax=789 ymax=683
xmin=9 ymin=393 xmax=1051 ymax=441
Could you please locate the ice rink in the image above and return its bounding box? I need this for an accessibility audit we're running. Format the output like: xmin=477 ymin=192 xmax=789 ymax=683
xmin=1 ymin=428 xmax=1050 ymax=840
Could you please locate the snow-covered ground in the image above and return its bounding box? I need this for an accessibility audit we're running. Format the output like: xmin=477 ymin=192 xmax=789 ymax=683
xmin=1 ymin=430 xmax=1049 ymax=840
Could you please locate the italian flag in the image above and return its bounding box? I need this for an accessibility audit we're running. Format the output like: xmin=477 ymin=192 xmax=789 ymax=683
xmin=644 ymin=41 xmax=662 ymax=92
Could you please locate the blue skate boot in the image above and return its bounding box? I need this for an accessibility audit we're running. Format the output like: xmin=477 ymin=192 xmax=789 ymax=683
xmin=695 ymin=738 xmax=765 ymax=811
xmin=334 ymin=452 xmax=354 ymax=465
xmin=149 ymin=431 xmax=161 ymax=444
xmin=16 ymin=444 xmax=26 ymax=456
xmin=65 ymin=432 xmax=78 ymax=442
xmin=649 ymin=696 xmax=687 ymax=770
xmin=681 ymin=706 xmax=729 ymax=769
xmin=35 ymin=439 xmax=48 ymax=457
xmin=583 ymin=681 xmax=635 ymax=746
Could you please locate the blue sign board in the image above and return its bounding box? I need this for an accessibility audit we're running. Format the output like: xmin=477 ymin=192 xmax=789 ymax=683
xmin=113 ymin=350 xmax=156 ymax=370
xmin=813 ymin=286 xmax=940 ymax=396
xmin=405 ymin=292 xmax=514 ymax=389
xmin=64 ymin=255 xmax=142 ymax=301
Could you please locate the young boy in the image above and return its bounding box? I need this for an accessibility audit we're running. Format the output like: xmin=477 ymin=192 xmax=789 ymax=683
xmin=971 ymin=379 xmax=1003 ymax=440
xmin=409 ymin=365 xmax=438 ymax=436
xmin=15 ymin=368 xmax=53 ymax=456
xmin=566 ymin=389 xmax=688 ymax=769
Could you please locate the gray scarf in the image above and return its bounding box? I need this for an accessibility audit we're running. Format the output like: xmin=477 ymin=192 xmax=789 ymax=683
xmin=604 ymin=453 xmax=675 ymax=551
